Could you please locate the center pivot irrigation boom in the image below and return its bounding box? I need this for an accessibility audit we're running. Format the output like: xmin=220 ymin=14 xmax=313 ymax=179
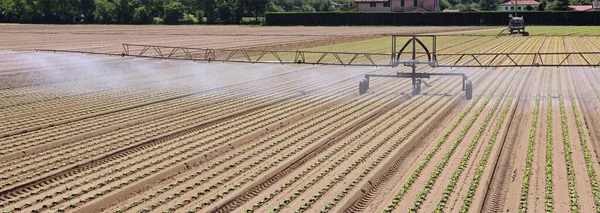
xmin=37 ymin=35 xmax=600 ymax=101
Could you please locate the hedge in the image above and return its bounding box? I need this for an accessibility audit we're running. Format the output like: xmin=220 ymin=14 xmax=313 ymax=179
xmin=265 ymin=11 xmax=600 ymax=26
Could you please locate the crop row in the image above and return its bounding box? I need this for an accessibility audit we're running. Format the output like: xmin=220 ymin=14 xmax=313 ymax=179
xmin=458 ymin=77 xmax=517 ymax=212
xmin=382 ymin=35 xmax=531 ymax=212
xmin=137 ymin=36 xmax=502 ymax=211
xmin=433 ymin=36 xmax=545 ymax=213
xmin=1 ymin=67 xmax=374 ymax=212
xmin=518 ymin=70 xmax=544 ymax=212
xmin=407 ymin=70 xmax=520 ymax=212
xmin=378 ymin=69 xmax=509 ymax=212
xmin=263 ymin=68 xmax=466 ymax=213
xmin=516 ymin=35 xmax=548 ymax=212
xmin=545 ymin=70 xmax=554 ymax=212
xmin=0 ymin=65 xmax=303 ymax=134
xmin=0 ymin=60 xmax=172 ymax=98
xmin=564 ymin=71 xmax=600 ymax=212
xmin=434 ymin=69 xmax=524 ymax=212
xmin=557 ymin=70 xmax=579 ymax=212
xmin=107 ymin=71 xmax=398 ymax=213
xmin=0 ymin=67 xmax=345 ymax=172
xmin=0 ymin=69 xmax=210 ymax=117
xmin=0 ymin=64 xmax=203 ymax=111
xmin=137 ymin=75 xmax=408 ymax=213
xmin=1 ymin=92 xmax=275 ymax=186
xmin=12 ymin=67 xmax=396 ymax=212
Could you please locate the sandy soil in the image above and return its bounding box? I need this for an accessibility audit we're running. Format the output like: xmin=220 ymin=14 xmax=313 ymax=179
xmin=2 ymin=26 xmax=600 ymax=213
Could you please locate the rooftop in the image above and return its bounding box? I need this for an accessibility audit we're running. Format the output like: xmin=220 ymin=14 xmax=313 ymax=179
xmin=500 ymin=0 xmax=539 ymax=5
xmin=354 ymin=0 xmax=389 ymax=2
xmin=569 ymin=5 xmax=593 ymax=10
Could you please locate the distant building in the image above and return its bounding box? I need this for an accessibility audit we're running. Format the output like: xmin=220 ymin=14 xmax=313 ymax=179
xmin=500 ymin=0 xmax=539 ymax=11
xmin=354 ymin=0 xmax=441 ymax=12
xmin=330 ymin=1 xmax=342 ymax=9
xmin=569 ymin=5 xmax=593 ymax=10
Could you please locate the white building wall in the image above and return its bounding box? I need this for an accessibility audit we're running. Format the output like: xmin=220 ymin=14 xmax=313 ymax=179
xmin=357 ymin=2 xmax=392 ymax=11
xmin=501 ymin=5 xmax=538 ymax=10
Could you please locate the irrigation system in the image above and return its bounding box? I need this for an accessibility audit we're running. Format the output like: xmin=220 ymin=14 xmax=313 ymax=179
xmin=37 ymin=35 xmax=600 ymax=100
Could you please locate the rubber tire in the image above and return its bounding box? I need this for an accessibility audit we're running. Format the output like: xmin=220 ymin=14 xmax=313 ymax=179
xmin=523 ymin=32 xmax=529 ymax=36
xmin=465 ymin=80 xmax=473 ymax=100
xmin=413 ymin=79 xmax=421 ymax=96
xmin=359 ymin=79 xmax=366 ymax=95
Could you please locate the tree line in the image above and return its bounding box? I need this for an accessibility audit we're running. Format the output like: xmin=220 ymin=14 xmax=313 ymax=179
xmin=447 ymin=0 xmax=579 ymax=12
xmin=0 ymin=0 xmax=580 ymax=24
xmin=0 ymin=0 xmax=355 ymax=24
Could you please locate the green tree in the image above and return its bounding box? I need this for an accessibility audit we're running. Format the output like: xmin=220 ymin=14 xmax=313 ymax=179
xmin=240 ymin=0 xmax=268 ymax=21
xmin=440 ymin=0 xmax=452 ymax=10
xmin=204 ymin=0 xmax=242 ymax=24
xmin=550 ymin=0 xmax=570 ymax=10
xmin=80 ymin=0 xmax=96 ymax=23
xmin=56 ymin=0 xmax=79 ymax=23
xmin=133 ymin=6 xmax=152 ymax=24
xmin=1 ymin=0 xmax=28 ymax=22
xmin=537 ymin=0 xmax=546 ymax=10
xmin=94 ymin=0 xmax=116 ymax=23
xmin=525 ymin=4 xmax=533 ymax=10
xmin=163 ymin=1 xmax=184 ymax=24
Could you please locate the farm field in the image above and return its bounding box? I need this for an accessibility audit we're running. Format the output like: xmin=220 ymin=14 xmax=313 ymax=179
xmin=457 ymin=26 xmax=600 ymax=36
xmin=1 ymin=25 xmax=600 ymax=213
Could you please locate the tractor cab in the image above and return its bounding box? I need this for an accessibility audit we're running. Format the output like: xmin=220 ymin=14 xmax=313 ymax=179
xmin=508 ymin=14 xmax=529 ymax=36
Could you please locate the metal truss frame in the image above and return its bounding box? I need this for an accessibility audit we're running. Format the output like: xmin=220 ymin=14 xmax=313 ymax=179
xmin=121 ymin=43 xmax=393 ymax=67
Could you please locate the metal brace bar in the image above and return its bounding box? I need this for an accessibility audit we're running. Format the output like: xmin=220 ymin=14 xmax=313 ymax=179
xmin=506 ymin=54 xmax=518 ymax=66
xmin=487 ymin=54 xmax=500 ymax=67
xmin=364 ymin=54 xmax=376 ymax=66
xmin=270 ymin=51 xmax=283 ymax=63
xmin=240 ymin=50 xmax=253 ymax=62
xmin=471 ymin=55 xmax=483 ymax=66
xmin=139 ymin=46 xmax=150 ymax=57
xmin=182 ymin=48 xmax=193 ymax=59
xmin=558 ymin=53 xmax=571 ymax=66
xmin=226 ymin=50 xmax=239 ymax=61
xmin=332 ymin=53 xmax=345 ymax=65
xmin=167 ymin=48 xmax=179 ymax=59
xmin=153 ymin=47 xmax=163 ymax=57
xmin=453 ymin=55 xmax=465 ymax=66
xmin=347 ymin=54 xmax=360 ymax=65
xmin=579 ymin=53 xmax=592 ymax=66
xmin=255 ymin=51 xmax=268 ymax=62
xmin=316 ymin=53 xmax=329 ymax=63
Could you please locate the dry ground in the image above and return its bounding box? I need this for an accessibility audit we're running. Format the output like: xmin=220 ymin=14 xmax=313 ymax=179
xmin=0 ymin=25 xmax=600 ymax=213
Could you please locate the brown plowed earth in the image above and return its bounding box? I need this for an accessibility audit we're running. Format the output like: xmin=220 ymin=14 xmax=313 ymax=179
xmin=419 ymin=70 xmax=525 ymax=213
xmin=73 ymin=67 xmax=391 ymax=213
xmin=561 ymin=38 xmax=598 ymax=212
xmin=0 ymin=64 xmax=376 ymax=205
xmin=391 ymin=69 xmax=514 ymax=212
xmin=549 ymin=69 xmax=572 ymax=213
xmin=10 ymin=26 xmax=600 ymax=213
xmin=328 ymin=68 xmax=492 ymax=213
xmin=338 ymin=69 xmax=494 ymax=213
xmin=526 ymin=69 xmax=549 ymax=212
xmin=0 ymin=98 xmax=279 ymax=200
xmin=211 ymin=94 xmax=404 ymax=213
xmin=480 ymin=36 xmax=548 ymax=213
xmin=0 ymin=25 xmax=494 ymax=52
xmin=479 ymin=68 xmax=535 ymax=213
xmin=339 ymin=36 xmax=526 ymax=213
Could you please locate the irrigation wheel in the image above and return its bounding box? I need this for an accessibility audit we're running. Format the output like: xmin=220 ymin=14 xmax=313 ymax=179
xmin=413 ymin=79 xmax=421 ymax=96
xmin=359 ymin=79 xmax=367 ymax=95
xmin=465 ymin=80 xmax=473 ymax=100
